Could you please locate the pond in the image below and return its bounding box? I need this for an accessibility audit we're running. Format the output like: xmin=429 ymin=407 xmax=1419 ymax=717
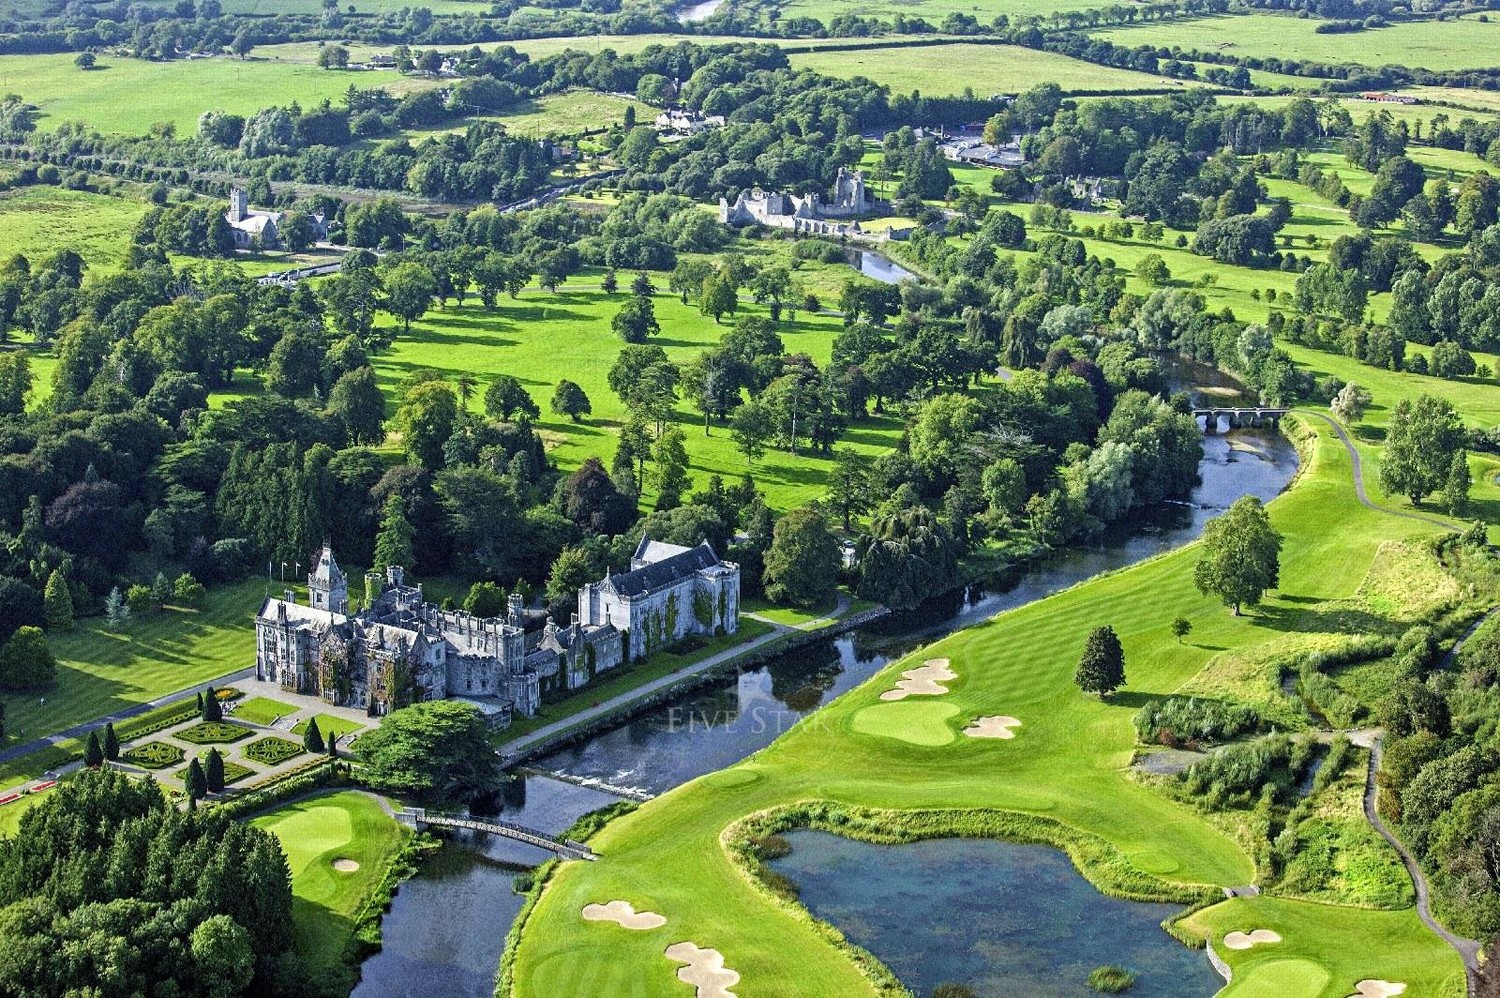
xmin=857 ymin=250 xmax=917 ymax=284
xmin=767 ymin=831 xmax=1225 ymax=997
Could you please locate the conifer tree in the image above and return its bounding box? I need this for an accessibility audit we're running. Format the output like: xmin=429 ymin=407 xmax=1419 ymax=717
xmin=84 ymin=729 xmax=103 ymax=767
xmin=303 ymin=716 xmax=325 ymax=753
xmin=327 ymin=732 xmax=338 ymax=759
xmin=185 ymin=757 xmax=207 ymax=806
xmin=373 ymin=493 xmax=415 ymax=573
xmin=202 ymin=686 xmax=222 ymax=722
xmin=103 ymin=722 xmax=119 ymax=762
xmin=1074 ymin=625 xmax=1126 ymax=698
xmin=104 ymin=586 xmax=130 ymax=631
xmin=43 ymin=569 xmax=73 ymax=631
xmin=205 ymin=748 xmax=225 ymax=793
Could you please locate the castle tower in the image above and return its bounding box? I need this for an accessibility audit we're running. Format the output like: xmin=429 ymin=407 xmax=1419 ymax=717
xmin=228 ymin=186 xmax=249 ymax=223
xmin=308 ymin=544 xmax=348 ymax=614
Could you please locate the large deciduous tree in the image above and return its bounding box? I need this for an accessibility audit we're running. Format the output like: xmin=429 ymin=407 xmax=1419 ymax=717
xmin=1379 ymin=394 xmax=1466 ymax=506
xmin=1193 ymin=495 xmax=1283 ymax=615
xmin=763 ymin=504 xmax=840 ymax=608
xmin=357 ymin=699 xmax=500 ymax=801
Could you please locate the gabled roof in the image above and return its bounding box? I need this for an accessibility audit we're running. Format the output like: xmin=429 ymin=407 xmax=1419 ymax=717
xmin=311 ymin=545 xmax=344 ymax=586
xmin=608 ymin=541 xmax=721 ymax=598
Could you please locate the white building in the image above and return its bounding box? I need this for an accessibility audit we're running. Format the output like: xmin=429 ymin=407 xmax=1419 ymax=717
xmin=578 ymin=535 xmax=740 ymax=661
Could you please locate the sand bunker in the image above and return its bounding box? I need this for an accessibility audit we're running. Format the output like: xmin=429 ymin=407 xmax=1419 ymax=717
xmin=664 ymin=942 xmax=739 ymax=998
xmin=1348 ymin=982 xmax=1406 ymax=998
xmin=1222 ymin=929 xmax=1281 ymax=950
xmin=963 ymin=715 xmax=1022 ymax=739
xmin=580 ymin=900 xmax=666 ymax=930
xmin=331 ymin=859 xmax=360 ymax=873
xmin=880 ymin=658 xmax=956 ymax=701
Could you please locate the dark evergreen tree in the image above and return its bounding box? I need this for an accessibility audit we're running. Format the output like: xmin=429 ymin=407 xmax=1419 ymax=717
xmin=1074 ymin=625 xmax=1126 ymax=697
xmin=84 ymin=729 xmax=104 ymax=767
xmin=202 ymin=686 xmax=222 ymax=722
xmin=304 ymin=716 xmax=325 ymax=753
xmin=184 ymin=757 xmax=207 ymax=806
xmin=205 ymin=748 xmax=225 ymax=793
xmin=103 ymin=721 xmax=119 ymax=761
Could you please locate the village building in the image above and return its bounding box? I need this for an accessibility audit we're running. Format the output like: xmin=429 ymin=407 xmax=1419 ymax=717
xmin=654 ymin=108 xmax=726 ymax=137
xmin=255 ymin=536 xmax=738 ymax=726
xmin=224 ymin=186 xmax=329 ymax=251
xmin=719 ymin=167 xmax=889 ymax=237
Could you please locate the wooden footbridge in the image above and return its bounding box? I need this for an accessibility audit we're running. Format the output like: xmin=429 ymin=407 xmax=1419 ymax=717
xmin=1193 ymin=407 xmax=1290 ymax=432
xmin=395 ymin=807 xmax=598 ymax=860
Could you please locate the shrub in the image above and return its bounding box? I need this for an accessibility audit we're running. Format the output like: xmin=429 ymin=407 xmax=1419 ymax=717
xmin=1134 ymin=697 xmax=1259 ymax=748
xmin=175 ymin=721 xmax=253 ymax=744
xmin=1182 ymin=734 xmax=1318 ymax=809
xmin=1088 ymin=966 xmax=1136 ymax=993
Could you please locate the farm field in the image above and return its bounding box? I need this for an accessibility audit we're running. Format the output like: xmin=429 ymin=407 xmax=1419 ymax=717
xmin=0 ymin=188 xmax=151 ymax=273
xmin=1097 ymin=12 xmax=1500 ymax=72
xmin=222 ymin=0 xmax=480 ymax=12
xmin=778 ymin=0 xmax=1132 ymax=24
xmin=367 ymin=281 xmax=907 ymax=512
xmin=0 ymin=52 xmax=441 ymax=136
xmin=251 ymin=790 xmax=408 ymax=993
xmin=403 ymin=89 xmax=645 ymax=141
xmin=0 ymin=577 xmax=264 ymax=754
xmin=510 ymin=410 xmax=1472 ymax=997
xmin=1216 ymin=93 xmax=1500 ymax=131
xmin=788 ymin=43 xmax=1204 ymax=95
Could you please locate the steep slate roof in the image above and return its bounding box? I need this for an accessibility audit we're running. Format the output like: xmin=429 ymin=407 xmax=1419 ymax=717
xmin=608 ymin=541 xmax=720 ymax=598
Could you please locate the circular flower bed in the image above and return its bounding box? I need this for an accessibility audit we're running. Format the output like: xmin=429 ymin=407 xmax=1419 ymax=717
xmin=175 ymin=722 xmax=253 ymax=744
xmin=244 ymin=737 xmax=305 ymax=767
xmin=124 ymin=741 xmax=185 ymax=769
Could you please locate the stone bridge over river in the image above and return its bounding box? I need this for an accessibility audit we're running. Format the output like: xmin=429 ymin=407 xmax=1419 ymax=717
xmin=1193 ymin=407 xmax=1290 ymax=433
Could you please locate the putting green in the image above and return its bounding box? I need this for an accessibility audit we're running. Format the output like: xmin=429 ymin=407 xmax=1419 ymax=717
xmin=850 ymin=702 xmax=960 ymax=746
xmin=704 ymin=768 xmax=762 ymax=788
xmin=1222 ymin=958 xmax=1331 ymax=998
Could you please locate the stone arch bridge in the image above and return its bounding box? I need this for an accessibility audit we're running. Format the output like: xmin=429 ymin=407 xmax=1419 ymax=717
xmin=1193 ymin=407 xmax=1290 ymax=433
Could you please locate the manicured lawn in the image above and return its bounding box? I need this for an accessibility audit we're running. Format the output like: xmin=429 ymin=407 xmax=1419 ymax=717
xmin=0 ymin=791 xmax=43 ymax=838
xmin=123 ymin=741 xmax=185 ymax=769
xmin=231 ymin=696 xmax=298 ymax=726
xmin=0 ymin=578 xmax=264 ymax=755
xmin=789 ymin=43 xmax=1201 ymax=96
xmin=509 ymin=412 xmax=1470 ymax=995
xmin=741 ymin=595 xmax=841 ymax=628
xmin=0 ymin=52 xmax=441 ymax=135
xmin=0 ymin=187 xmax=151 ymax=274
xmin=1098 ymin=11 xmax=1500 ymax=72
xmin=1183 ymin=896 xmax=1465 ymax=997
xmin=369 ymin=284 xmax=905 ymax=512
xmin=251 ymin=790 xmax=408 ymax=994
xmin=291 ymin=714 xmax=367 ymax=742
xmin=244 ymin=736 xmax=307 ymax=766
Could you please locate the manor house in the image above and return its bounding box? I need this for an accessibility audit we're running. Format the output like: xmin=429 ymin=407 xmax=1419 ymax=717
xmin=255 ymin=536 xmax=739 ymax=726
xmin=719 ymin=167 xmax=888 ymax=237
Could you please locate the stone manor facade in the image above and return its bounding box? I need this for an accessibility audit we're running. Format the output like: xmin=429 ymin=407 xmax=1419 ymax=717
xmin=719 ymin=167 xmax=887 ymax=237
xmin=255 ymin=536 xmax=739 ymax=727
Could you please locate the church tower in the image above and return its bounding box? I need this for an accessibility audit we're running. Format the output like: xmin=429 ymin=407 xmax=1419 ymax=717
xmin=308 ymin=544 xmax=349 ymax=614
xmin=228 ymin=186 xmax=249 ymax=223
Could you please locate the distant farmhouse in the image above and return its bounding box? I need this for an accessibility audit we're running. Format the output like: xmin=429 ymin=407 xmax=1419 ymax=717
xmin=940 ymin=135 xmax=1025 ymax=169
xmin=719 ymin=167 xmax=893 ymax=238
xmin=255 ymin=537 xmax=739 ymax=727
xmin=224 ymin=186 xmax=328 ymax=251
xmin=654 ymin=108 xmax=725 ymax=138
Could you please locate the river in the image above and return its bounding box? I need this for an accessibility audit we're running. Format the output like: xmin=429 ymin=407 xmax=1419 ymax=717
xmin=354 ymin=371 xmax=1297 ymax=997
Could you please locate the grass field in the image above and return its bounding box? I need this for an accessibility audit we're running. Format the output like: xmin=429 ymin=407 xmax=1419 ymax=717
xmin=0 ymin=578 xmax=262 ymax=754
xmin=403 ymin=89 xmax=645 ymax=142
xmin=0 ymin=188 xmax=150 ymax=273
xmin=0 ymin=53 xmax=440 ymax=136
xmin=510 ymin=397 xmax=1478 ymax=994
xmin=251 ymin=790 xmax=408 ymax=991
xmin=367 ymin=281 xmax=906 ymax=511
xmin=789 ymin=43 xmax=1202 ymax=96
xmin=292 ymin=714 xmax=367 ymax=741
xmin=1097 ymin=12 xmax=1500 ymax=73
xmin=231 ymin=696 xmax=298 ymax=725
xmin=779 ymin=0 xmax=1136 ymax=24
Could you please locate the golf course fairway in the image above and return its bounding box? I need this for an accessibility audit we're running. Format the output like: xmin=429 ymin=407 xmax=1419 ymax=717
xmin=506 ymin=414 xmax=1470 ymax=997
